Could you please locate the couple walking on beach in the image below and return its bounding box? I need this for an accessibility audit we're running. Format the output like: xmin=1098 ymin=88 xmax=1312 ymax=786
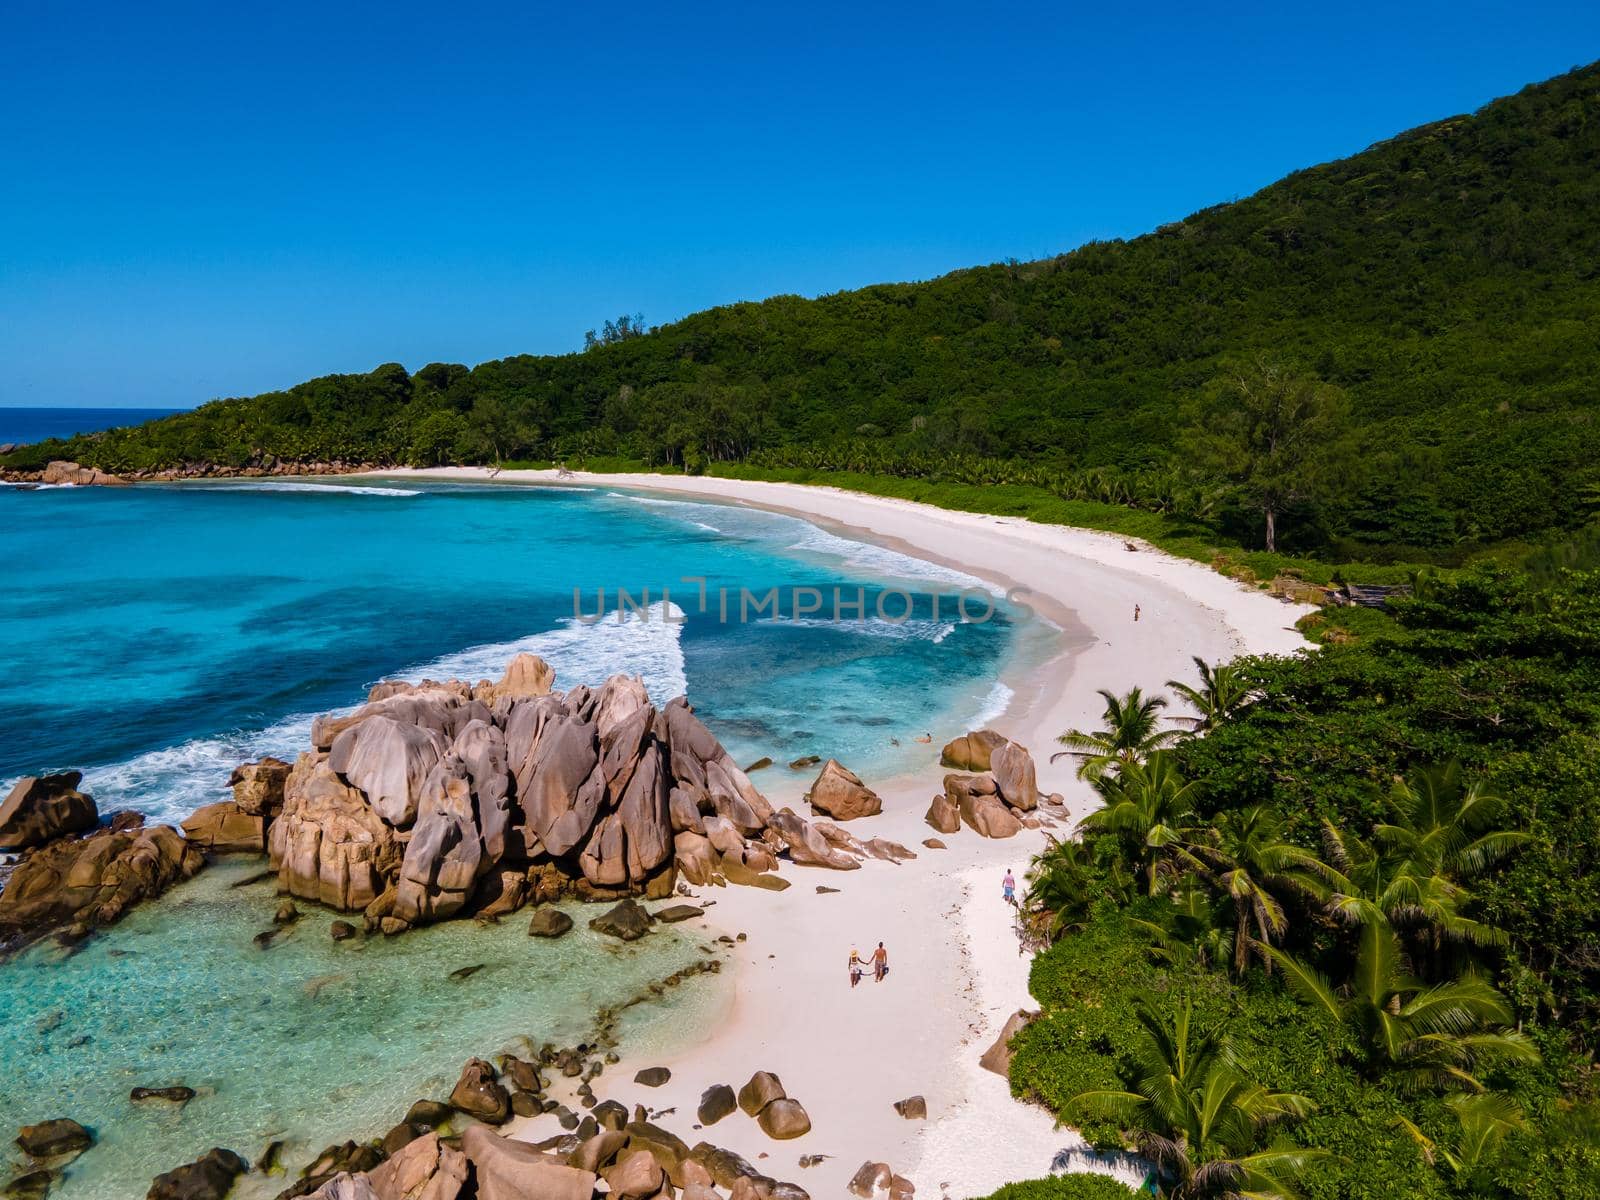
xmin=849 ymin=942 xmax=889 ymax=987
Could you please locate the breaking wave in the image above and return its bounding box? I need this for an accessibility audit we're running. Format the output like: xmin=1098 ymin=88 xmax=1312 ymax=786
xmin=191 ymin=482 xmax=423 ymax=497
xmin=70 ymin=602 xmax=687 ymax=827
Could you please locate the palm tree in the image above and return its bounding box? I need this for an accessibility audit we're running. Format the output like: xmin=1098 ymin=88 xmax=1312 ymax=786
xmin=1078 ymin=753 xmax=1204 ymax=895
xmin=1190 ymin=806 xmax=1331 ymax=976
xmin=1319 ymin=768 xmax=1526 ymax=961
xmin=1129 ymin=882 xmax=1233 ymax=973
xmin=1166 ymin=657 xmax=1258 ymax=733
xmin=1054 ymin=687 xmax=1184 ymax=780
xmin=1024 ymin=838 xmax=1106 ymax=941
xmin=1263 ymin=923 xmax=1540 ymax=1092
xmin=1069 ymin=1000 xmax=1325 ymax=1199
xmin=1375 ymin=763 xmax=1529 ymax=885
xmin=1395 ymin=1093 xmax=1525 ymax=1182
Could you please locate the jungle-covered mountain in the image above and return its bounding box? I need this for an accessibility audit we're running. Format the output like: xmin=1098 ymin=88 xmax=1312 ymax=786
xmin=8 ymin=62 xmax=1599 ymax=559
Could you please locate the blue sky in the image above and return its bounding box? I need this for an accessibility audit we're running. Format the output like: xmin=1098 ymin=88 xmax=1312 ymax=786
xmin=3 ymin=2 xmax=1598 ymax=408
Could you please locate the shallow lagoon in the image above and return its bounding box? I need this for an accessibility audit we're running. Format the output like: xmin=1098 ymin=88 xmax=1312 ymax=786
xmin=0 ymin=860 xmax=727 ymax=1199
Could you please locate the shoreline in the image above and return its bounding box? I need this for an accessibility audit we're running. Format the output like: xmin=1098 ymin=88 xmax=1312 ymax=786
xmin=4 ymin=466 xmax=1315 ymax=1198
xmin=355 ymin=466 xmax=1316 ymax=1197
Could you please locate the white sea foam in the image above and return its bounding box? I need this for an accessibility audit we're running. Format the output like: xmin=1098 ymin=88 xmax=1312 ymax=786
xmin=784 ymin=523 xmax=997 ymax=593
xmin=970 ymin=680 xmax=1015 ymax=729
xmin=773 ymin=615 xmax=960 ymax=643
xmin=67 ymin=601 xmax=688 ymax=826
xmin=193 ymin=481 xmax=423 ymax=497
xmin=604 ymin=491 xmax=723 ymax=532
xmin=604 ymin=488 xmax=999 ymax=593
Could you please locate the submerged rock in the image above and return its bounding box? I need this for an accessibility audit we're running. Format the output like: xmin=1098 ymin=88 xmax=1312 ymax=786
xmin=144 ymin=1147 xmax=246 ymax=1200
xmin=527 ymin=908 xmax=574 ymax=938
xmin=130 ymin=1087 xmax=195 ymax=1105
xmin=588 ymin=899 xmax=652 ymax=941
xmin=15 ymin=1119 xmax=91 ymax=1161
xmin=4 ymin=1169 xmax=54 ymax=1200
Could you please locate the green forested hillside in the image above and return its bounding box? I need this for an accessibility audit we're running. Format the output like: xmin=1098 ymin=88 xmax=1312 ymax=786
xmin=8 ymin=63 xmax=1599 ymax=558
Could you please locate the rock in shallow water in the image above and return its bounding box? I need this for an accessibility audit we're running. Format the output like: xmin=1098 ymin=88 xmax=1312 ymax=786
xmin=526 ymin=908 xmax=574 ymax=938
xmin=144 ymin=1147 xmax=246 ymax=1200
xmin=588 ymin=898 xmax=652 ymax=941
xmin=652 ymin=903 xmax=703 ymax=923
xmin=14 ymin=1119 xmax=91 ymax=1161
xmin=130 ymin=1086 xmax=195 ymax=1105
xmin=448 ymin=1058 xmax=510 ymax=1125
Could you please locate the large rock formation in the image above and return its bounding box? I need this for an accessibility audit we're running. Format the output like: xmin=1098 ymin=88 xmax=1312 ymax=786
xmin=939 ymin=728 xmax=1008 ymax=772
xmin=0 ymin=817 xmax=204 ymax=946
xmin=990 ymin=741 xmax=1040 ymax=812
xmin=41 ymin=460 xmax=126 ymax=487
xmin=461 ymin=1125 xmax=596 ymax=1200
xmin=979 ymin=1009 xmax=1034 ymax=1076
xmin=0 ymin=773 xmax=98 ymax=851
xmin=805 ymin=760 xmax=882 ymax=821
xmin=260 ymin=657 xmax=842 ymax=932
xmin=268 ymin=758 xmax=397 ymax=911
xmin=934 ymin=732 xmax=1047 ymax=839
xmin=180 ymin=757 xmax=291 ymax=855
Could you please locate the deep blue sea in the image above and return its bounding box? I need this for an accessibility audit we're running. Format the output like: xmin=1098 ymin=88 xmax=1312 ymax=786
xmin=0 ymin=405 xmax=184 ymax=446
xmin=0 ymin=476 xmax=1048 ymax=1197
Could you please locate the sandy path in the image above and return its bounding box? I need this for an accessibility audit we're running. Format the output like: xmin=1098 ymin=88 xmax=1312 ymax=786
xmin=359 ymin=467 xmax=1315 ymax=1197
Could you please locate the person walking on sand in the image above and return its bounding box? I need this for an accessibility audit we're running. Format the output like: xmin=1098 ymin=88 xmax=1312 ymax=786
xmin=849 ymin=947 xmax=865 ymax=988
xmin=1002 ymin=869 xmax=1016 ymax=905
xmin=1134 ymin=603 xmax=1141 ymax=622
xmin=872 ymin=941 xmax=889 ymax=982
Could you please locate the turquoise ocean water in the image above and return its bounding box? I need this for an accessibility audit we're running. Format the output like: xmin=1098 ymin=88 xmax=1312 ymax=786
xmin=0 ymin=477 xmax=1050 ymax=1197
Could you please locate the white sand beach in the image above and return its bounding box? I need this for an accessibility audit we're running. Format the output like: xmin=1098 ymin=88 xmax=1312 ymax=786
xmin=365 ymin=467 xmax=1316 ymax=1198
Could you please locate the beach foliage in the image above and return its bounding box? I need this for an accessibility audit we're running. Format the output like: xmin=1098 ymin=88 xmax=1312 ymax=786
xmin=976 ymin=1176 xmax=1140 ymax=1200
xmin=1013 ymin=566 xmax=1600 ymax=1200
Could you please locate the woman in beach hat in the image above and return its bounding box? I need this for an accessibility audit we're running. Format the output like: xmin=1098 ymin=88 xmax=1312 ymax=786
xmin=849 ymin=947 xmax=865 ymax=988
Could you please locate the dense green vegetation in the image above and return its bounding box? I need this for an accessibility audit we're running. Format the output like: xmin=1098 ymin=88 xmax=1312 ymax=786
xmin=1004 ymin=567 xmax=1600 ymax=1199
xmin=977 ymin=1177 xmax=1138 ymax=1200
xmin=7 ymin=64 xmax=1599 ymax=563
